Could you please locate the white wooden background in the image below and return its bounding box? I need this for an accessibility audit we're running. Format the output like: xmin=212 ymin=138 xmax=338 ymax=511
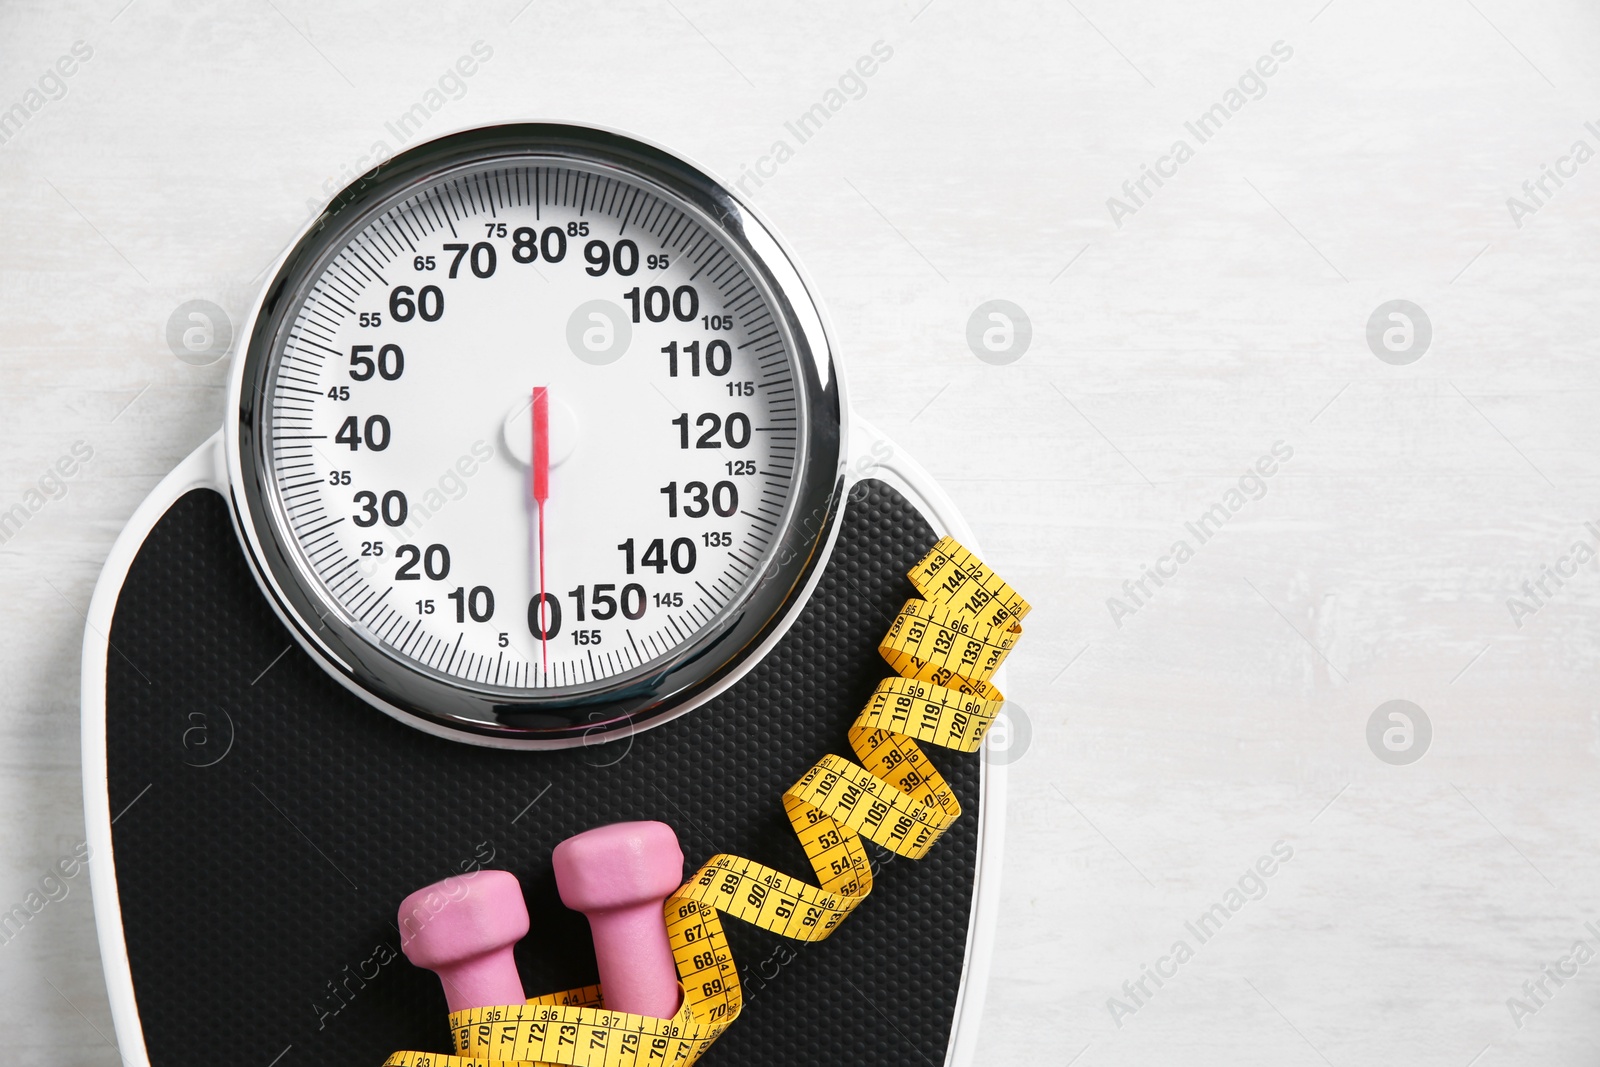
xmin=4 ymin=1 xmax=1600 ymax=1063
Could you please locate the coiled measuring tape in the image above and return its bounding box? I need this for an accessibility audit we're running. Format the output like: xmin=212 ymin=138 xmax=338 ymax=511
xmin=383 ymin=537 xmax=1031 ymax=1067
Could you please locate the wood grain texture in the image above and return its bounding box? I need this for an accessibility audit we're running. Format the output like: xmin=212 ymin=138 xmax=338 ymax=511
xmin=2 ymin=0 xmax=1598 ymax=1063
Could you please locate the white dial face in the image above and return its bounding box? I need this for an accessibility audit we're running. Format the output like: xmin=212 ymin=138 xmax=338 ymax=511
xmin=263 ymin=159 xmax=801 ymax=692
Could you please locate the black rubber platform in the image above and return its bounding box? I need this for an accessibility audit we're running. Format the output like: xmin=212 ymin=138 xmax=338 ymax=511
xmin=103 ymin=478 xmax=977 ymax=1067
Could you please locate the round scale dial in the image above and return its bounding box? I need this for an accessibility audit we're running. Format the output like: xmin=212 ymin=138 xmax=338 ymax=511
xmin=231 ymin=126 xmax=843 ymax=745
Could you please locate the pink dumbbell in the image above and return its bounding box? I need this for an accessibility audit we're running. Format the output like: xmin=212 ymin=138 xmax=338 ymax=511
xmin=398 ymin=869 xmax=528 ymax=1013
xmin=553 ymin=821 xmax=685 ymax=1019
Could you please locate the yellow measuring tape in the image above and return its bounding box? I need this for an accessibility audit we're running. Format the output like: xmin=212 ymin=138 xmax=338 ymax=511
xmin=383 ymin=537 xmax=1030 ymax=1067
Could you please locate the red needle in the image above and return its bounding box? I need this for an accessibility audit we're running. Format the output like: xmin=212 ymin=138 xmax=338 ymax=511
xmin=532 ymin=386 xmax=550 ymax=672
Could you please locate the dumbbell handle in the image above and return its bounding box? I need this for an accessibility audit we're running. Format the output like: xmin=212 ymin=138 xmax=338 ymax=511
xmin=587 ymin=899 xmax=681 ymax=1019
xmin=430 ymin=941 xmax=525 ymax=1015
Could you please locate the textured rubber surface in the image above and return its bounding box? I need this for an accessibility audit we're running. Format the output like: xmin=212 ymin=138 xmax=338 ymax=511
xmin=104 ymin=479 xmax=977 ymax=1067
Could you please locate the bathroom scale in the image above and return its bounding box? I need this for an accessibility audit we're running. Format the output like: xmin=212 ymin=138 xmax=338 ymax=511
xmin=80 ymin=123 xmax=1013 ymax=1067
